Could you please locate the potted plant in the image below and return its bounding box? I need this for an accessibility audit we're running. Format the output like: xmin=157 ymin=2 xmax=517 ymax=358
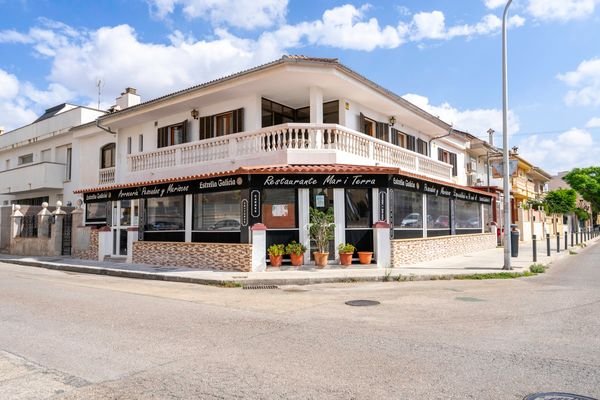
xmin=285 ymin=240 xmax=307 ymax=267
xmin=357 ymin=250 xmax=373 ymax=265
xmin=267 ymin=243 xmax=284 ymax=267
xmin=309 ymin=207 xmax=335 ymax=268
xmin=338 ymin=243 xmax=356 ymax=266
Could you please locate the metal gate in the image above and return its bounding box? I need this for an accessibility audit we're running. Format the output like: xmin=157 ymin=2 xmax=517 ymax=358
xmin=61 ymin=213 xmax=73 ymax=256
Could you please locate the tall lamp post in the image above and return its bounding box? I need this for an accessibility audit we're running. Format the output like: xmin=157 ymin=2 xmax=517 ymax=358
xmin=502 ymin=0 xmax=513 ymax=270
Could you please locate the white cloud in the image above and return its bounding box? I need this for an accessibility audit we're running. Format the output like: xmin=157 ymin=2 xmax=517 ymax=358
xmin=147 ymin=0 xmax=288 ymax=29
xmin=402 ymin=93 xmax=520 ymax=136
xmin=484 ymin=0 xmax=507 ymax=9
xmin=558 ymin=58 xmax=600 ymax=106
xmin=404 ymin=11 xmax=525 ymax=41
xmin=527 ymin=0 xmax=599 ymax=22
xmin=585 ymin=117 xmax=600 ymax=128
xmin=0 ymin=69 xmax=40 ymax=131
xmin=518 ymin=128 xmax=598 ymax=173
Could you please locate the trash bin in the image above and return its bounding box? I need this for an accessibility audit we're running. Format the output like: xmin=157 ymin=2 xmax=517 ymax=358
xmin=510 ymin=224 xmax=519 ymax=257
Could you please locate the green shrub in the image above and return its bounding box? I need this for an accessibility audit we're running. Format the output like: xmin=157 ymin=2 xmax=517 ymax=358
xmin=338 ymin=243 xmax=356 ymax=254
xmin=529 ymin=263 xmax=546 ymax=273
xmin=267 ymin=244 xmax=285 ymax=256
xmin=285 ymin=241 xmax=307 ymax=255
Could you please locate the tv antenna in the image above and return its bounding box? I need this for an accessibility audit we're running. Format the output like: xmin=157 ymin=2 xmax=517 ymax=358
xmin=96 ymin=79 xmax=105 ymax=110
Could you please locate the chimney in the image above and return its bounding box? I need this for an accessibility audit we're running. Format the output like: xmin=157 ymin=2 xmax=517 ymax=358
xmin=0 ymin=127 xmax=4 ymax=135
xmin=487 ymin=128 xmax=494 ymax=146
xmin=115 ymin=87 xmax=141 ymax=110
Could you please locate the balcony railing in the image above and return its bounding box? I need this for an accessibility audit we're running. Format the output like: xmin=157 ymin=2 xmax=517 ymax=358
xmin=127 ymin=123 xmax=453 ymax=181
xmin=98 ymin=167 xmax=115 ymax=184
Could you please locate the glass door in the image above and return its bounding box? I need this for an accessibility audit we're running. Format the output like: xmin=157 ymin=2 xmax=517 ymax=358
xmin=111 ymin=200 xmax=138 ymax=257
xmin=344 ymin=188 xmax=373 ymax=256
xmin=309 ymin=188 xmax=335 ymax=259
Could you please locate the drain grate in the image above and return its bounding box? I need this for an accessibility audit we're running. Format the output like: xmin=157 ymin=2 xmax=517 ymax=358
xmin=345 ymin=300 xmax=380 ymax=307
xmin=242 ymin=284 xmax=279 ymax=290
xmin=524 ymin=393 xmax=598 ymax=400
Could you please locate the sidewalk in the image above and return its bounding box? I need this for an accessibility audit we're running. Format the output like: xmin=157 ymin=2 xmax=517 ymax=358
xmin=1 ymin=236 xmax=597 ymax=286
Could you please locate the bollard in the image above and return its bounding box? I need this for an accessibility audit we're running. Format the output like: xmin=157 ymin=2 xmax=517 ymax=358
xmin=576 ymin=231 xmax=579 ymax=245
xmin=564 ymin=231 xmax=568 ymax=250
xmin=556 ymin=232 xmax=560 ymax=253
xmin=510 ymin=225 xmax=520 ymax=257
xmin=571 ymin=231 xmax=574 ymax=247
xmin=546 ymin=233 xmax=551 ymax=256
xmin=532 ymin=234 xmax=537 ymax=262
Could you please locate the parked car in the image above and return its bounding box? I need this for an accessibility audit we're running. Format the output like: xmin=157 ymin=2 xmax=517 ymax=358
xmin=433 ymin=215 xmax=449 ymax=228
xmin=149 ymin=221 xmax=184 ymax=230
xmin=401 ymin=213 xmax=422 ymax=227
xmin=208 ymin=219 xmax=241 ymax=230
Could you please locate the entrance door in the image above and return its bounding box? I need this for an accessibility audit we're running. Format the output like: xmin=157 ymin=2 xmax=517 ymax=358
xmin=309 ymin=188 xmax=335 ymax=259
xmin=344 ymin=188 xmax=373 ymax=256
xmin=111 ymin=200 xmax=138 ymax=257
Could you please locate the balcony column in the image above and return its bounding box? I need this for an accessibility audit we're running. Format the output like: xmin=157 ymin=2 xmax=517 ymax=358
xmin=310 ymin=87 xmax=323 ymax=149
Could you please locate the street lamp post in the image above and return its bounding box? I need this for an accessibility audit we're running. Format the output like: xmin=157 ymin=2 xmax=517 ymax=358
xmin=502 ymin=0 xmax=513 ymax=270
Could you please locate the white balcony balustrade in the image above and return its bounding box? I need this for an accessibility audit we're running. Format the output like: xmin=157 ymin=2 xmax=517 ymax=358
xmin=98 ymin=167 xmax=115 ymax=184
xmin=127 ymin=124 xmax=453 ymax=182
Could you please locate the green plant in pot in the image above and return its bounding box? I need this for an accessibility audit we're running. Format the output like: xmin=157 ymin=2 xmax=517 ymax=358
xmin=285 ymin=240 xmax=307 ymax=267
xmin=338 ymin=243 xmax=356 ymax=266
xmin=309 ymin=207 xmax=335 ymax=268
xmin=267 ymin=243 xmax=284 ymax=267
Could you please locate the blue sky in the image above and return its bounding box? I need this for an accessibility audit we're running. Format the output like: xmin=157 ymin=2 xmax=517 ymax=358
xmin=1 ymin=0 xmax=599 ymax=174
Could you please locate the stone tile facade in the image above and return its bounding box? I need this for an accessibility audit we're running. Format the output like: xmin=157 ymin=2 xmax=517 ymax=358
xmin=391 ymin=233 xmax=497 ymax=265
xmin=72 ymin=227 xmax=98 ymax=261
xmin=132 ymin=241 xmax=252 ymax=272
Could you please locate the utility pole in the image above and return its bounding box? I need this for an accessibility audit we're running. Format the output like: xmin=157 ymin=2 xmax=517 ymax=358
xmin=502 ymin=0 xmax=513 ymax=270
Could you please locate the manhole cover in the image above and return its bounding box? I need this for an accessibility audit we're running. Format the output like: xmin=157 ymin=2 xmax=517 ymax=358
xmin=345 ymin=300 xmax=380 ymax=307
xmin=524 ymin=393 xmax=598 ymax=400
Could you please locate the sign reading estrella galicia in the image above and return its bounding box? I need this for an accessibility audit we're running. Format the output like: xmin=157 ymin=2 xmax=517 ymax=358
xmin=391 ymin=175 xmax=492 ymax=204
xmin=83 ymin=175 xmax=248 ymax=203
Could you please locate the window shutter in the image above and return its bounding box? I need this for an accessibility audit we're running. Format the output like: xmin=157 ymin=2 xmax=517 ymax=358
xmin=407 ymin=135 xmax=416 ymax=151
xmin=450 ymin=153 xmax=457 ymax=176
xmin=391 ymin=128 xmax=399 ymax=146
xmin=417 ymin=138 xmax=428 ymax=156
xmin=199 ymin=116 xmax=210 ymax=140
xmin=181 ymin=120 xmax=188 ymax=143
xmin=359 ymin=113 xmax=365 ymax=134
xmin=376 ymin=122 xmax=389 ymax=141
xmin=157 ymin=126 xmax=166 ymax=148
xmin=233 ymin=108 xmax=244 ymax=133
xmin=438 ymin=148 xmax=444 ymax=161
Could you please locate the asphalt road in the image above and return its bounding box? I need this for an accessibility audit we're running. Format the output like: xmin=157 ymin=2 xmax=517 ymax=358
xmin=1 ymin=242 xmax=599 ymax=399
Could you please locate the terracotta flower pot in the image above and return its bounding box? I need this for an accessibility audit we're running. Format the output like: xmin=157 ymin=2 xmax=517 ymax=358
xmin=313 ymin=252 xmax=329 ymax=268
xmin=269 ymin=254 xmax=283 ymax=267
xmin=339 ymin=252 xmax=353 ymax=266
xmin=289 ymin=253 xmax=304 ymax=267
xmin=357 ymin=251 xmax=373 ymax=265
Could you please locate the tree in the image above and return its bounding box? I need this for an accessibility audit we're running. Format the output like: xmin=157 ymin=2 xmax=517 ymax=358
xmin=543 ymin=189 xmax=576 ymax=216
xmin=563 ymin=167 xmax=600 ymax=224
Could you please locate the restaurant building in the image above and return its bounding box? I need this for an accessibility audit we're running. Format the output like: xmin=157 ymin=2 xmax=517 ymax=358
xmin=74 ymin=56 xmax=496 ymax=271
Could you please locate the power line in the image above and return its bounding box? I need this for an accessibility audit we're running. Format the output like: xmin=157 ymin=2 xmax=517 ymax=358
xmin=473 ymin=125 xmax=600 ymax=140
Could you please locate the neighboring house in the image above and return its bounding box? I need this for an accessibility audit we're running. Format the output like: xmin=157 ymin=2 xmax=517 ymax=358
xmin=548 ymin=171 xmax=593 ymax=232
xmin=0 ymin=104 xmax=106 ymax=206
xmin=73 ymin=55 xmax=495 ymax=269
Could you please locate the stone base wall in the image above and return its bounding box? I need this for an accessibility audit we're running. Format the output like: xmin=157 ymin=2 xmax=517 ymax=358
xmin=72 ymin=227 xmax=98 ymax=260
xmin=10 ymin=237 xmax=56 ymax=257
xmin=391 ymin=233 xmax=497 ymax=265
xmin=132 ymin=241 xmax=252 ymax=272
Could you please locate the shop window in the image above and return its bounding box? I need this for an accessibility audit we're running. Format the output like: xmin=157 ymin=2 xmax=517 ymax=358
xmin=18 ymin=153 xmax=33 ymax=165
xmin=145 ymin=196 xmax=185 ymax=231
xmin=262 ymin=189 xmax=297 ymax=229
xmin=455 ymin=199 xmax=481 ymax=232
xmin=393 ymin=190 xmax=424 ymax=239
xmin=426 ymin=195 xmax=450 ymax=237
xmin=100 ymin=143 xmax=115 ymax=169
xmin=438 ymin=148 xmax=458 ymax=176
xmin=86 ymin=202 xmax=107 ymax=224
xmin=345 ymin=189 xmax=371 ymax=228
xmin=200 ymin=109 xmax=244 ymax=139
xmin=192 ymin=190 xmax=241 ymax=231
xmin=157 ymin=121 xmax=188 ymax=148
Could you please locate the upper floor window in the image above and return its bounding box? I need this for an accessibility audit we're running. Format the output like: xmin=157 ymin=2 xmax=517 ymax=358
xmin=438 ymin=148 xmax=457 ymax=176
xmin=200 ymin=109 xmax=244 ymax=140
xmin=417 ymin=138 xmax=428 ymax=156
xmin=138 ymin=134 xmax=144 ymax=152
xmin=101 ymin=143 xmax=116 ymax=169
xmin=65 ymin=147 xmax=72 ymax=181
xmin=157 ymin=120 xmax=188 ymax=148
xmin=359 ymin=113 xmax=388 ymax=141
xmin=127 ymin=137 xmax=132 ymax=154
xmin=323 ymin=100 xmax=339 ymax=124
xmin=18 ymin=154 xmax=33 ymax=165
xmin=261 ymin=99 xmax=339 ymax=128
